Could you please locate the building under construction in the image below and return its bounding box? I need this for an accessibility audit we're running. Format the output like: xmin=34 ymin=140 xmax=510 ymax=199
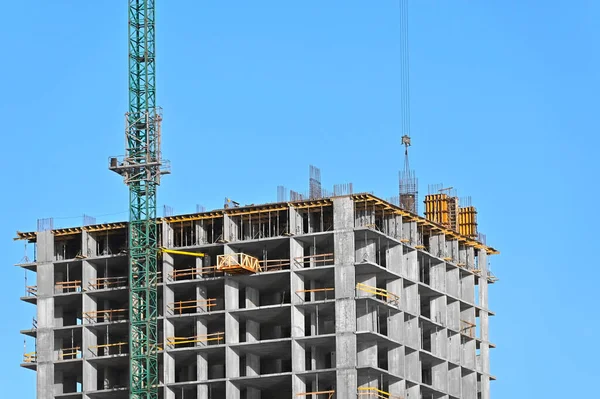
xmin=17 ymin=189 xmax=499 ymax=399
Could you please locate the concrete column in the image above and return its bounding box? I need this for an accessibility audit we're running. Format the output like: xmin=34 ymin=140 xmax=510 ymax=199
xmin=403 ymin=281 xmax=419 ymax=315
xmin=82 ymin=230 xmax=97 ymax=258
xmin=290 ymin=235 xmax=307 ymax=398
xmin=431 ymin=261 xmax=446 ymax=292
xmin=447 ymin=239 xmax=459 ymax=263
xmin=289 ymin=206 xmax=303 ymax=235
xmin=446 ymin=266 xmax=460 ymax=297
xmin=432 ymin=361 xmax=448 ymax=393
xmin=356 ymin=274 xmax=376 ymax=332
xmin=448 ymin=365 xmax=461 ymax=396
xmin=403 ymin=248 xmax=418 ymax=282
xmin=387 ymin=244 xmax=403 ymax=275
xmin=333 ymin=197 xmax=357 ymax=398
xmin=36 ymin=231 xmax=55 ymax=399
xmin=162 ymin=248 xmax=175 ymax=399
xmin=245 ymin=286 xmax=259 ymax=308
xmin=478 ymin=250 xmax=491 ymax=399
xmin=223 ymin=214 xmax=238 ymax=242
xmin=429 ymin=234 xmax=445 ymax=259
xmin=246 ymin=319 xmax=260 ymax=342
xmin=357 ymin=340 xmax=377 ymax=368
xmin=194 ymin=220 xmax=207 ymax=245
xmin=402 ymin=220 xmax=417 ymax=246
xmin=462 ymin=371 xmax=477 ymax=399
xmin=355 ymin=237 xmax=376 ymax=264
xmin=82 ymin=258 xmax=97 ymax=392
xmin=430 ymin=296 xmax=447 ymax=327
xmin=225 ymin=277 xmax=240 ymax=399
xmin=404 ymin=349 xmax=420 ymax=382
xmin=466 ymin=246 xmax=475 ymax=270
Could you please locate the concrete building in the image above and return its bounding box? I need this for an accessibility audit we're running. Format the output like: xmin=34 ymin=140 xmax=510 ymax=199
xmin=17 ymin=193 xmax=499 ymax=399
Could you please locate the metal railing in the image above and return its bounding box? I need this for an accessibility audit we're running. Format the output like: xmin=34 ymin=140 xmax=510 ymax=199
xmin=356 ymin=283 xmax=400 ymax=305
xmin=167 ymin=299 xmax=217 ymax=315
xmin=83 ymin=309 xmax=128 ymax=323
xmin=166 ymin=332 xmax=224 ymax=348
xmin=293 ymin=253 xmax=334 ymax=268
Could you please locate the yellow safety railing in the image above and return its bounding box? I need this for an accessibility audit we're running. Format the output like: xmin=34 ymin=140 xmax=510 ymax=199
xmin=166 ymin=332 xmax=224 ymax=348
xmin=357 ymin=387 xmax=403 ymax=399
xmin=169 ymin=266 xmax=223 ymax=280
xmin=217 ymin=253 xmax=261 ymax=274
xmin=88 ymin=276 xmax=128 ymax=290
xmin=460 ymin=320 xmax=476 ymax=338
xmin=88 ymin=342 xmax=128 ymax=356
xmin=293 ymin=253 xmax=334 ymax=268
xmin=356 ymin=283 xmax=400 ymax=305
xmin=59 ymin=347 xmax=81 ymax=360
xmin=296 ymin=390 xmax=335 ymax=398
xmin=23 ymin=352 xmax=36 ymax=363
xmin=55 ymin=280 xmax=82 ymax=293
xmin=296 ymin=287 xmax=334 ymax=301
xmin=167 ymin=299 xmax=217 ymax=315
xmin=259 ymin=258 xmax=291 ymax=271
xmin=83 ymin=309 xmax=127 ymax=323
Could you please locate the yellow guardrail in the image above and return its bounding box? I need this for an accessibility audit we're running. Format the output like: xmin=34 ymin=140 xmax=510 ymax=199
xmin=356 ymin=283 xmax=400 ymax=304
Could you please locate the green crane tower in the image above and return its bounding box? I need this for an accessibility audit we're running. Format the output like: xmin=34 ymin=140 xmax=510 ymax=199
xmin=109 ymin=1 xmax=169 ymax=398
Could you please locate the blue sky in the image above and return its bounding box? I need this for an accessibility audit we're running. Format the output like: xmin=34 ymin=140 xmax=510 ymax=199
xmin=1 ymin=1 xmax=598 ymax=397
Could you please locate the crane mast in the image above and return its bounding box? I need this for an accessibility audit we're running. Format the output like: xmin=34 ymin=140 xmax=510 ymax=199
xmin=109 ymin=1 xmax=168 ymax=398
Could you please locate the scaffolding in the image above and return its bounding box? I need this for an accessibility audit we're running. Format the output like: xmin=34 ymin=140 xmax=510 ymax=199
xmin=217 ymin=253 xmax=261 ymax=274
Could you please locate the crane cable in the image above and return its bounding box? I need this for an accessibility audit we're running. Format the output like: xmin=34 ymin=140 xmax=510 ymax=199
xmin=400 ymin=0 xmax=412 ymax=171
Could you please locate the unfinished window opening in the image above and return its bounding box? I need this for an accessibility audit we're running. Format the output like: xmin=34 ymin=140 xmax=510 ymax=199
xmin=259 ymin=310 xmax=291 ymax=340
xmin=304 ymin=340 xmax=336 ymax=370
xmin=294 ymin=235 xmax=334 ymax=269
xmin=89 ymin=257 xmax=128 ymax=290
xmin=56 ymin=328 xmax=82 ymax=361
xmin=355 ymin=232 xmax=389 ymax=267
xmin=377 ymin=345 xmax=389 ymax=370
xmin=303 ymin=303 xmax=335 ymax=337
xmin=422 ymin=327 xmax=431 ymax=352
xmin=97 ymin=363 xmax=128 ymax=390
xmin=54 ymin=363 xmax=83 ymax=394
xmin=298 ymin=281 xmax=335 ymax=303
xmin=84 ymin=294 xmax=129 ymax=324
xmin=228 ymin=239 xmax=291 ymax=273
xmin=355 ymin=203 xmax=400 ymax=239
xmin=170 ymin=285 xmax=222 ymax=316
xmin=421 ymin=361 xmax=433 ymax=386
xmin=420 ymin=296 xmax=431 ymax=320
xmin=54 ymin=262 xmax=82 ymax=294
xmin=54 ymin=233 xmax=82 ymax=260
xmin=236 ymin=208 xmax=291 ymax=240
xmin=175 ymin=354 xmax=197 ymax=383
xmin=54 ymin=296 xmax=82 ymax=327
xmin=298 ymin=206 xmax=333 ymax=235
xmin=93 ymin=229 xmax=127 ymax=257
xmin=173 ymin=386 xmax=197 ymax=399
xmin=170 ymin=246 xmax=223 ymax=281
xmin=169 ymin=317 xmax=225 ymax=349
xmin=90 ymin=324 xmax=130 ymax=357
xmin=419 ymin=254 xmax=431 ymax=285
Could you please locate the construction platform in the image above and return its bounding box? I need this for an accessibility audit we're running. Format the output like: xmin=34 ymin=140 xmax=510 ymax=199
xmin=16 ymin=193 xmax=498 ymax=399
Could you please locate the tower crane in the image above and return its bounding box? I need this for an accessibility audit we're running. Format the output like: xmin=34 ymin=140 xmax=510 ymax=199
xmin=109 ymin=1 xmax=168 ymax=398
